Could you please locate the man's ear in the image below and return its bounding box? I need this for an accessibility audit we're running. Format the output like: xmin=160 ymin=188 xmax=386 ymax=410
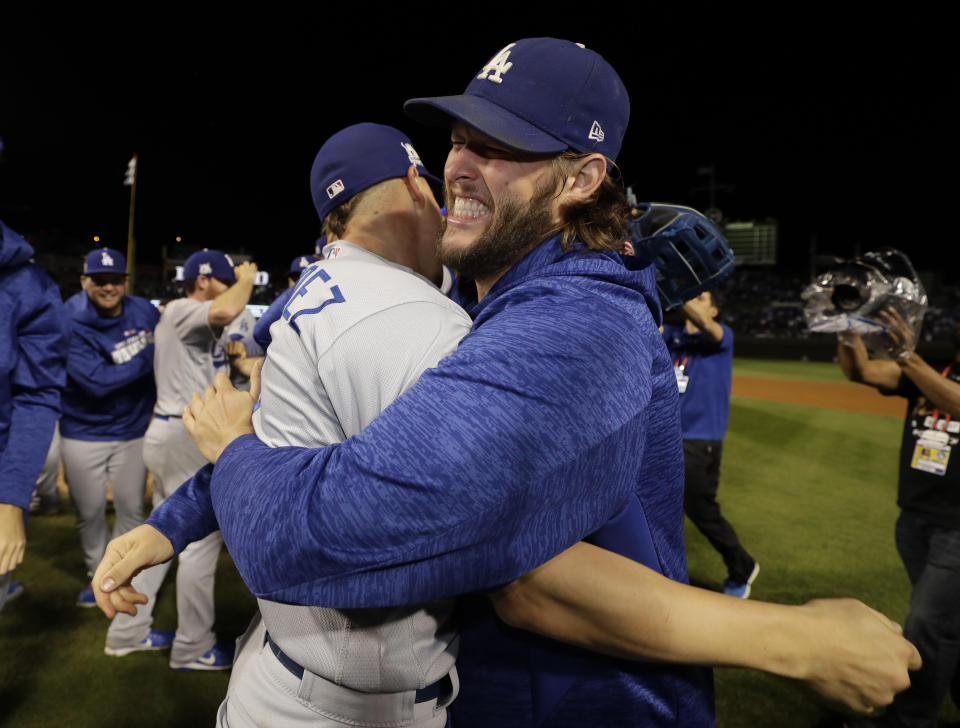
xmin=560 ymin=154 xmax=606 ymax=205
xmin=404 ymin=164 xmax=426 ymax=206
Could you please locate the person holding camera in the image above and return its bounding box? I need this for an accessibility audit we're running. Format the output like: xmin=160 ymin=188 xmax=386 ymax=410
xmin=838 ymin=310 xmax=960 ymax=727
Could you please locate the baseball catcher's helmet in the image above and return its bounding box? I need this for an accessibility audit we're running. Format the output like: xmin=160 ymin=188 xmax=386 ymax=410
xmin=625 ymin=203 xmax=735 ymax=310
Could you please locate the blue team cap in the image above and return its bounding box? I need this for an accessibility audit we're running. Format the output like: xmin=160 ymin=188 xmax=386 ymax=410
xmin=310 ymin=123 xmax=440 ymax=224
xmin=289 ymin=253 xmax=321 ymax=275
xmin=183 ymin=249 xmax=236 ymax=281
xmin=83 ymin=247 xmax=127 ymax=275
xmin=404 ymin=38 xmax=629 ymax=162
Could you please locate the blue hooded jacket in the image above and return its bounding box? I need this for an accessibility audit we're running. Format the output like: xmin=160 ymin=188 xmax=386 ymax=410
xmin=148 ymin=235 xmax=714 ymax=726
xmin=252 ymin=286 xmax=294 ymax=350
xmin=60 ymin=291 xmax=159 ymax=441
xmin=0 ymin=221 xmax=66 ymax=510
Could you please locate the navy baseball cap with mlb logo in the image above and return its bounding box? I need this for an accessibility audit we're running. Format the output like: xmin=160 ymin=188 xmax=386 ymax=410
xmin=183 ymin=249 xmax=236 ymax=282
xmin=309 ymin=123 xmax=441 ymax=224
xmin=83 ymin=247 xmax=127 ymax=275
xmin=403 ymin=37 xmax=629 ymax=162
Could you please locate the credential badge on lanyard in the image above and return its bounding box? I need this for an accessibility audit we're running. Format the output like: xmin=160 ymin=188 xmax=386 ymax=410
xmin=910 ymin=364 xmax=957 ymax=476
xmin=674 ymin=356 xmax=689 ymax=394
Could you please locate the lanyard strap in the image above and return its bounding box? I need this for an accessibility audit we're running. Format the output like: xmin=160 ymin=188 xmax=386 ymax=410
xmin=929 ymin=364 xmax=954 ymax=428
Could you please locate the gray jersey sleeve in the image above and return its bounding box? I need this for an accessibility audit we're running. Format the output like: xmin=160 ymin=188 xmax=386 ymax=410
xmin=171 ymin=298 xmax=220 ymax=348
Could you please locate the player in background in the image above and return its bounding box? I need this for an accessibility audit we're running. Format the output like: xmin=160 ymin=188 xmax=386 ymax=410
xmin=838 ymin=314 xmax=960 ymax=727
xmin=129 ymin=249 xmax=257 ymax=671
xmin=60 ymin=248 xmax=159 ymax=615
xmin=251 ymin=251 xmax=322 ymax=351
xmin=662 ymin=290 xmax=759 ymax=597
xmin=98 ymin=39 xmax=921 ymax=723
xmin=0 ymin=220 xmax=66 ymax=610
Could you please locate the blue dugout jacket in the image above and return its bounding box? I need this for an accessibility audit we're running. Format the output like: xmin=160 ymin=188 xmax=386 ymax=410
xmin=0 ymin=221 xmax=66 ymax=510
xmin=60 ymin=292 xmax=159 ymax=441
xmin=252 ymin=287 xmax=294 ymax=350
xmin=148 ymin=234 xmax=714 ymax=726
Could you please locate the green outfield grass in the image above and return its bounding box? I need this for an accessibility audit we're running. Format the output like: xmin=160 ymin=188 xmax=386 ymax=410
xmin=1 ymin=359 xmax=954 ymax=727
xmin=732 ymin=357 xmax=850 ymax=383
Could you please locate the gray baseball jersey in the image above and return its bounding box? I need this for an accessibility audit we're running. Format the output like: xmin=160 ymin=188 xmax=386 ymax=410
xmin=224 ymin=308 xmax=264 ymax=391
xmin=253 ymin=240 xmax=472 ymax=693
xmin=153 ymin=297 xmax=228 ymax=415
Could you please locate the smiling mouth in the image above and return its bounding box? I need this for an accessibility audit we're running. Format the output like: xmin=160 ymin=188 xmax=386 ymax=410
xmin=451 ymin=196 xmax=491 ymax=221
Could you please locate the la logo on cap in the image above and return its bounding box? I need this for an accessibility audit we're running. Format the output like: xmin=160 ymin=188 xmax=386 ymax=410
xmin=101 ymin=251 xmax=114 ymax=266
xmin=401 ymin=142 xmax=424 ymax=168
xmin=477 ymin=42 xmax=516 ymax=84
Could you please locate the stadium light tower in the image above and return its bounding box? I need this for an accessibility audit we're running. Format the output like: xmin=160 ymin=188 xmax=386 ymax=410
xmin=123 ymin=154 xmax=138 ymax=293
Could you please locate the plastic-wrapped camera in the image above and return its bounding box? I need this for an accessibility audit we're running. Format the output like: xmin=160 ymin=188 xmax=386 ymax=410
xmin=802 ymin=248 xmax=927 ymax=358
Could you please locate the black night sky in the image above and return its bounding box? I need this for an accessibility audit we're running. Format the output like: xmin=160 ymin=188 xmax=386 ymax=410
xmin=0 ymin=7 xmax=951 ymax=285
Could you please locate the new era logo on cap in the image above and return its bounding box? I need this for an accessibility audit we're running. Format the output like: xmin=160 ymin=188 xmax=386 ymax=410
xmin=199 ymin=263 xmax=213 ymax=275
xmin=589 ymin=121 xmax=605 ymax=142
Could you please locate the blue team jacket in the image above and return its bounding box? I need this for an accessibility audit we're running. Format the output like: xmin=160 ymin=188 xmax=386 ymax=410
xmin=252 ymin=287 xmax=294 ymax=350
xmin=60 ymin=292 xmax=159 ymax=441
xmin=149 ymin=234 xmax=714 ymax=726
xmin=0 ymin=221 xmax=66 ymax=510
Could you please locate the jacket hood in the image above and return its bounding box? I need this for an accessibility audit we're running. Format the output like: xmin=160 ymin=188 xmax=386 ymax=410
xmin=0 ymin=220 xmax=36 ymax=270
xmin=65 ymin=290 xmax=131 ymax=330
xmin=474 ymin=234 xmax=664 ymax=327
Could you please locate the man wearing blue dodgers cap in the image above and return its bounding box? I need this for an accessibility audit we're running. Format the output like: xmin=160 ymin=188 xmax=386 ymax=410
xmin=129 ymin=248 xmax=258 ymax=671
xmin=58 ymin=247 xmax=162 ymax=640
xmin=99 ymin=39 xmax=920 ymax=723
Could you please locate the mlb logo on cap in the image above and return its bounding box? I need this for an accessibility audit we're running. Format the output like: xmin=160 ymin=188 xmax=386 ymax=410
xmin=83 ymin=247 xmax=127 ymax=275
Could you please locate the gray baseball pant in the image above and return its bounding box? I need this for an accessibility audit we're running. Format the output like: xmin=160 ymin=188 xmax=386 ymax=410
xmin=216 ymin=614 xmax=454 ymax=728
xmin=33 ymin=422 xmax=61 ymax=509
xmin=128 ymin=415 xmax=222 ymax=664
xmin=61 ymin=436 xmax=146 ymax=577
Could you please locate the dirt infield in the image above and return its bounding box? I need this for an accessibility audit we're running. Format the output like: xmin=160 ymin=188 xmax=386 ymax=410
xmin=732 ymin=375 xmax=907 ymax=417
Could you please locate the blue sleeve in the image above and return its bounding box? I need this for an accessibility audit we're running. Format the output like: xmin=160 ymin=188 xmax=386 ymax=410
xmin=0 ymin=269 xmax=66 ymax=509
xmin=210 ymin=282 xmax=657 ymax=608
xmin=145 ymin=465 xmax=219 ymax=553
xmin=66 ymin=330 xmax=154 ymax=399
xmin=253 ymin=288 xmax=294 ymax=349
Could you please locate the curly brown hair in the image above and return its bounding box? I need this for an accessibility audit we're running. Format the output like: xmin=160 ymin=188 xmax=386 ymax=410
xmin=552 ymin=151 xmax=631 ymax=252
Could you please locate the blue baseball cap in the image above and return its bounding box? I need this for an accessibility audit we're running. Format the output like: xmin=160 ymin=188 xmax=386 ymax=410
xmin=310 ymin=123 xmax=440 ymax=223
xmin=289 ymin=253 xmax=321 ymax=276
xmin=83 ymin=247 xmax=127 ymax=275
xmin=183 ymin=249 xmax=236 ymax=282
xmin=404 ymin=38 xmax=629 ymax=162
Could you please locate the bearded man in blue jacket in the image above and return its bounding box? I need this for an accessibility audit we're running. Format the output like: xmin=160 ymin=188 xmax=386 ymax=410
xmin=58 ymin=247 xmax=176 ymax=654
xmin=0 ymin=220 xmax=66 ymax=611
xmin=96 ymin=39 xmax=920 ymax=724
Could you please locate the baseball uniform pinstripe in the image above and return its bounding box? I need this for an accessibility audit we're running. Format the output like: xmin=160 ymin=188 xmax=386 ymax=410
xmin=218 ymin=241 xmax=471 ymax=727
